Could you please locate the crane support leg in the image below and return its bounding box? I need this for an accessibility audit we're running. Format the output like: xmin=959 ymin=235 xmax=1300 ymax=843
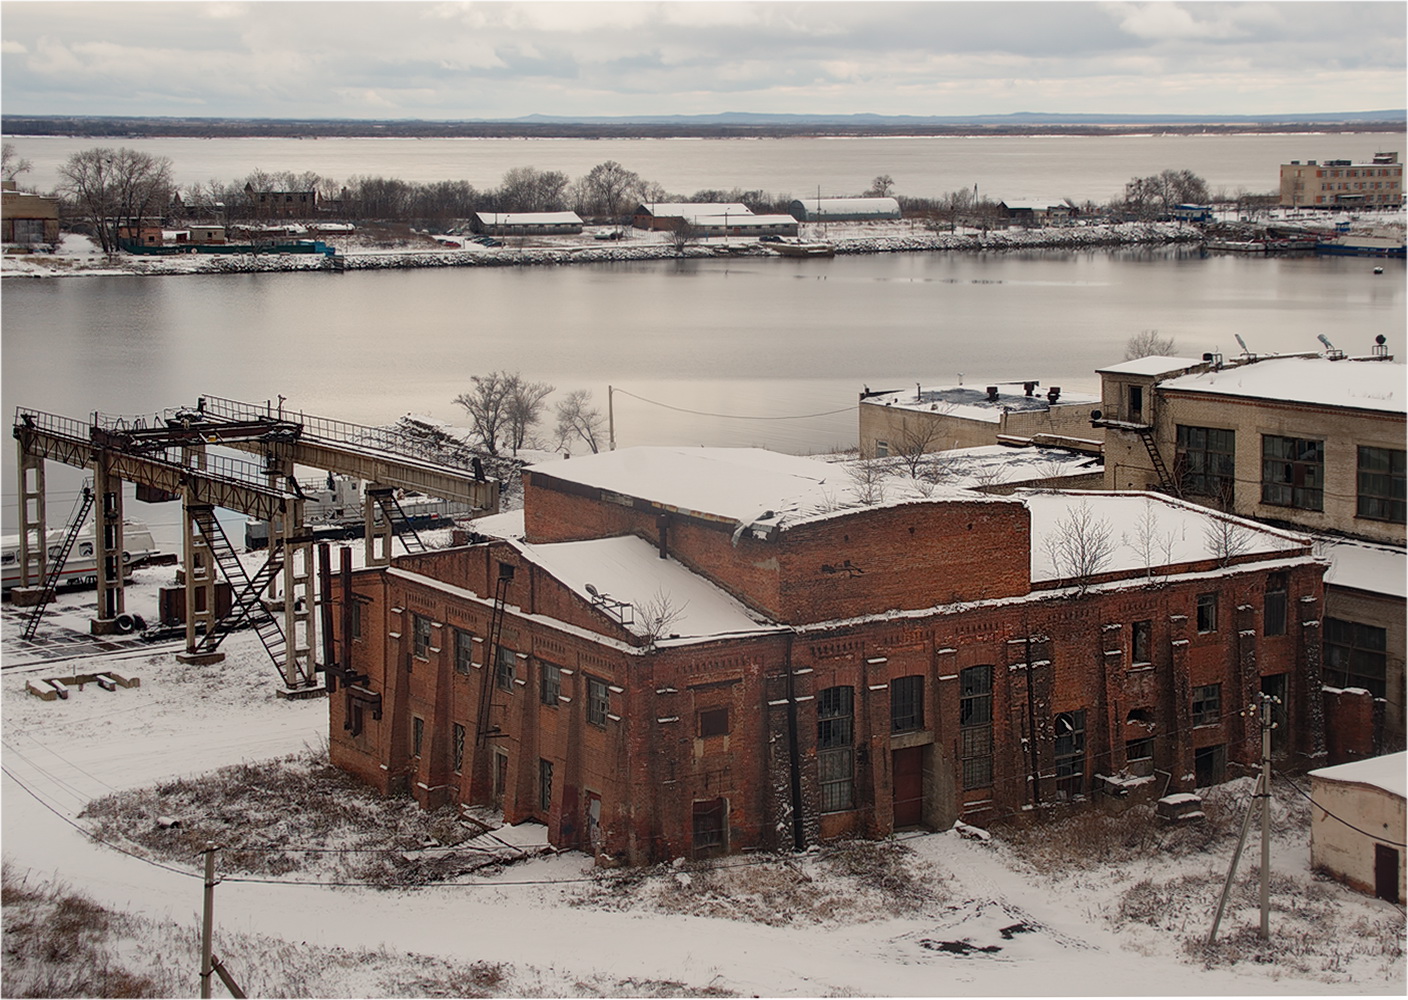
xmin=90 ymin=452 xmax=126 ymax=634
xmin=178 ymin=493 xmax=225 ymax=665
xmin=12 ymin=439 xmax=48 ymax=603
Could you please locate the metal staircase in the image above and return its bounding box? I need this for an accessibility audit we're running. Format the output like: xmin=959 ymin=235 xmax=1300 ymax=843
xmin=474 ymin=564 xmax=515 ymax=746
xmin=186 ymin=505 xmax=287 ymax=667
xmin=21 ymin=485 xmax=94 ymax=640
xmin=367 ymin=487 xmax=427 ymax=554
xmin=1135 ymin=426 xmax=1180 ymax=496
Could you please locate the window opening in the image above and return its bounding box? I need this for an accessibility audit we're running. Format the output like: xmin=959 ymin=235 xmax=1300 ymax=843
xmin=1053 ymin=710 xmax=1086 ymax=799
xmin=1264 ymin=573 xmax=1287 ymax=637
xmin=1196 ymin=592 xmax=1218 ymax=633
xmin=959 ymin=665 xmax=994 ymax=790
xmin=1325 ymin=618 xmax=1388 ymax=698
xmin=817 ymin=686 xmax=855 ymax=812
xmin=1262 ymin=434 xmax=1324 ymax=511
xmin=1192 ymin=683 xmax=1221 ymax=726
xmin=540 ymin=662 xmax=561 ymax=705
xmin=1357 ymin=446 xmax=1406 ymax=523
xmin=890 ymin=675 xmax=924 ymax=733
xmin=454 ymin=629 xmax=474 ymax=674
xmin=452 ymin=722 xmax=465 ymax=773
xmin=698 ymin=707 xmax=730 ymax=738
xmin=495 ymin=645 xmax=516 ymax=691
xmin=1176 ymin=425 xmax=1235 ymax=502
xmin=1132 ymin=620 xmax=1152 ymax=665
xmin=586 ymin=676 xmax=609 ymax=727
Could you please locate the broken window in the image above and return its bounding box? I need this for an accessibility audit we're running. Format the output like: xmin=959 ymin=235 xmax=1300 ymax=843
xmin=454 ymin=629 xmax=475 ymax=674
xmin=1264 ymin=573 xmax=1287 ymax=637
xmin=1053 ymin=710 xmax=1086 ymax=800
xmin=540 ymin=662 xmax=561 ymax=705
xmin=1357 ymin=446 xmax=1406 ymax=523
xmin=587 ymin=676 xmax=610 ymax=726
xmin=1262 ymin=434 xmax=1324 ymax=511
xmin=412 ymin=614 xmax=432 ymax=658
xmin=495 ymin=645 xmax=516 ymax=691
xmin=1192 ymin=684 xmax=1221 ymax=726
xmin=1196 ymin=592 xmax=1218 ymax=634
xmin=817 ymin=686 xmax=855 ymax=812
xmin=959 ymin=665 xmax=994 ymax=790
xmin=1194 ymin=744 xmax=1226 ymax=787
xmin=692 ymin=798 xmax=727 ymax=858
xmin=412 ymin=716 xmax=424 ymax=757
xmin=1176 ymin=425 xmax=1235 ymax=502
xmin=1324 ymin=618 xmax=1388 ymax=698
xmin=538 ymin=758 xmax=553 ymax=813
xmin=1125 ymin=737 xmax=1153 ymax=776
xmin=890 ymin=675 xmax=924 ymax=733
xmin=452 ymin=722 xmax=465 ymax=773
xmin=492 ymin=750 xmax=508 ymax=806
xmin=1132 ymin=619 xmax=1153 ymax=665
xmin=350 ymin=599 xmax=362 ymax=640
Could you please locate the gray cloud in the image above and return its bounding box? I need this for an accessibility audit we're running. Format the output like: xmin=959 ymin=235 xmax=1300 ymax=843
xmin=2 ymin=1 xmax=1403 ymax=118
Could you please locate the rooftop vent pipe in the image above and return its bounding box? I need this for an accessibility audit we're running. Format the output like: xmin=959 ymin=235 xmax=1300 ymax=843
xmin=986 ymin=386 xmax=999 ymax=402
xmin=1024 ymin=382 xmax=1037 ymax=396
xmin=1046 ymin=386 xmax=1061 ymax=403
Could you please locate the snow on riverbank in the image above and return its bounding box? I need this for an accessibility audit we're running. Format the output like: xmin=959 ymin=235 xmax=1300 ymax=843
xmin=3 ymin=221 xmax=1204 ymax=280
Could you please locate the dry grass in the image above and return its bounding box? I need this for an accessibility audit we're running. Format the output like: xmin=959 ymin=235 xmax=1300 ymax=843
xmin=79 ymin=748 xmax=484 ymax=884
xmin=574 ymin=839 xmax=946 ymax=926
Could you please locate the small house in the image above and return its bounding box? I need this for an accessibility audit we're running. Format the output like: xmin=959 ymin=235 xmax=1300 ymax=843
xmin=472 ymin=212 xmax=584 ymax=236
xmin=787 ymin=197 xmax=901 ymax=222
xmin=1 ymin=181 xmax=60 ymax=245
xmin=1309 ymin=752 xmax=1405 ymax=903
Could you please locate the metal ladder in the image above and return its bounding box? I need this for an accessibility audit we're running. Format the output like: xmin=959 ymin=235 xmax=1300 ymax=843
xmin=367 ymin=488 xmax=427 ymax=554
xmin=21 ymin=485 xmax=94 ymax=640
xmin=1136 ymin=426 xmax=1181 ymax=496
xmin=474 ymin=566 xmax=514 ymax=746
xmin=187 ymin=506 xmax=287 ymax=668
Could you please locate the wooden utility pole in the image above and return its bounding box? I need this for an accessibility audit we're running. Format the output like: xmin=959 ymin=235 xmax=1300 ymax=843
xmin=200 ymin=842 xmax=217 ymax=999
xmin=607 ymin=385 xmax=616 ymax=451
xmin=1208 ymin=693 xmax=1275 ymax=943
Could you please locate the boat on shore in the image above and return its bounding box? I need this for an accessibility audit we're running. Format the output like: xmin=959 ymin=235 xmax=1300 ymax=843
xmin=1315 ymin=230 xmax=1406 ymax=258
xmin=1204 ymin=239 xmax=1265 ymax=253
xmin=770 ymin=240 xmax=836 ymax=258
xmin=2 ymin=520 xmax=163 ymax=593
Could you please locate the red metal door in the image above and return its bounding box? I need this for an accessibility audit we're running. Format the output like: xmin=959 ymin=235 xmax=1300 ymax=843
xmin=893 ymin=746 xmax=924 ymax=828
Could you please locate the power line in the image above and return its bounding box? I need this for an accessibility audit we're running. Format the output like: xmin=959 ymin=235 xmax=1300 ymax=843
xmin=1280 ymin=773 xmax=1407 ymax=848
xmin=611 ymin=388 xmax=853 ymax=422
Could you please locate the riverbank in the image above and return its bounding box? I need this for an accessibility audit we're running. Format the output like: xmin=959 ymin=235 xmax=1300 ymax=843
xmin=3 ymin=220 xmax=1207 ymax=279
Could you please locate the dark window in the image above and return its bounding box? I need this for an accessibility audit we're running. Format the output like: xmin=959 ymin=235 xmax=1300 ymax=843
xmin=538 ymin=758 xmax=553 ymax=813
xmin=692 ymin=798 xmax=727 ymax=858
xmin=890 ymin=675 xmax=924 ymax=733
xmin=495 ymin=645 xmax=516 ymax=691
xmin=1262 ymin=435 xmax=1324 ymax=511
xmin=959 ymin=665 xmax=994 ymax=790
xmin=1197 ymin=592 xmax=1218 ymax=633
xmin=817 ymin=686 xmax=854 ymax=812
xmin=454 ymin=629 xmax=474 ymax=675
xmin=350 ymin=599 xmax=362 ymax=640
xmin=1264 ymin=573 xmax=1288 ymax=637
xmin=412 ymin=716 xmax=424 ymax=757
xmin=1132 ymin=620 xmax=1153 ymax=665
xmin=492 ymin=751 xmax=508 ymax=804
xmin=1357 ymin=446 xmax=1406 ymax=523
xmin=1192 ymin=683 xmax=1221 ymax=726
xmin=540 ymin=662 xmax=561 ymax=705
xmin=452 ymin=722 xmax=465 ymax=773
xmin=412 ymin=614 xmax=432 ymax=658
xmin=1177 ymin=425 xmax=1236 ymax=501
xmin=587 ymin=676 xmax=609 ymax=727
xmin=698 ymin=707 xmax=729 ymax=738
xmin=1053 ymin=711 xmax=1086 ymax=799
xmin=1324 ymin=618 xmax=1388 ymax=698
xmin=1128 ymin=384 xmax=1143 ymax=419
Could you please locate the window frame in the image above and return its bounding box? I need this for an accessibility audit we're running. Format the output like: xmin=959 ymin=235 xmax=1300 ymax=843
xmin=692 ymin=798 xmax=727 ymax=859
xmin=538 ymin=758 xmax=553 ymax=813
xmin=1261 ymin=434 xmax=1324 ymax=511
xmin=454 ymin=628 xmax=475 ymax=675
xmin=697 ymin=707 xmax=730 ymax=738
xmin=495 ymin=644 xmax=516 ymax=692
xmin=1053 ymin=710 xmax=1086 ymax=800
xmin=817 ymin=685 xmax=855 ymax=813
xmin=1357 ymin=446 xmax=1406 ymax=523
xmin=1176 ymin=425 xmax=1236 ymax=502
xmin=412 ymin=715 xmax=425 ymax=757
xmin=349 ymin=599 xmax=362 ymax=641
xmin=1131 ymin=619 xmax=1153 ymax=666
xmin=1192 ymin=683 xmax=1222 ymax=727
xmin=412 ymin=613 xmax=432 ymax=659
xmin=890 ymin=675 xmax=925 ymax=733
xmin=540 ymin=662 xmax=562 ymax=706
xmin=1324 ymin=617 xmax=1388 ymax=698
xmin=452 ymin=722 xmax=465 ymax=773
xmin=1264 ymin=573 xmax=1288 ymax=637
xmin=1196 ymin=592 xmax=1218 ymax=634
xmin=959 ymin=665 xmax=994 ymax=790
xmin=586 ymin=676 xmax=610 ymax=727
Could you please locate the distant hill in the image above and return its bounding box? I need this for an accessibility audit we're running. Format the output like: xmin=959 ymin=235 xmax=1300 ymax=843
xmin=4 ymin=110 xmax=1404 ymax=139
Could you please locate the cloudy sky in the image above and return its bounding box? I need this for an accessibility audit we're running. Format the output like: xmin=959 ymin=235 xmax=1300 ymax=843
xmin=2 ymin=1 xmax=1404 ymax=120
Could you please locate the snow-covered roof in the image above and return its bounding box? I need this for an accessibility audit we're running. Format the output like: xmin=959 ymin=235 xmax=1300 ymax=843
xmin=1160 ymin=357 xmax=1406 ymax=414
xmin=685 ymin=213 xmax=796 ymax=227
xmin=512 ymin=534 xmax=774 ymax=641
xmin=1097 ymin=355 xmax=1205 ymax=377
xmin=638 ymin=202 xmax=753 ymax=218
xmin=1022 ymin=491 xmax=1309 ymax=582
xmin=473 ymin=212 xmax=583 ymax=226
xmin=1310 ymin=751 xmax=1406 ymax=800
xmin=469 ymin=508 xmax=525 ymax=541
xmin=1319 ymin=537 xmax=1407 ymax=599
xmin=862 ymin=384 xmax=1099 ymax=422
xmin=927 ymin=444 xmax=1102 ymax=488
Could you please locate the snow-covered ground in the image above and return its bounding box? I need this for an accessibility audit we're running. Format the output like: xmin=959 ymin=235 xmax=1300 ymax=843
xmin=3 ymin=558 xmax=1403 ymax=997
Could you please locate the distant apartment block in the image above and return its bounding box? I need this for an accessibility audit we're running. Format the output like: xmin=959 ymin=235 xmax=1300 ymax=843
xmin=1279 ymin=152 xmax=1403 ymax=208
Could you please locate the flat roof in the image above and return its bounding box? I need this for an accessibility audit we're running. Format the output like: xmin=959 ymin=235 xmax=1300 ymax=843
xmin=1160 ymin=357 xmax=1406 ymax=414
xmin=1096 ymin=355 xmax=1205 ymax=377
xmin=862 ymin=384 xmax=1099 ymax=423
xmin=1310 ymin=751 xmax=1406 ymax=799
xmin=1319 ymin=537 xmax=1407 ymax=599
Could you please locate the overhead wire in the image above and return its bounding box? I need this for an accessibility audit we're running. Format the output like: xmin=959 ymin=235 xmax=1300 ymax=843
xmin=610 ymin=388 xmax=853 ymax=422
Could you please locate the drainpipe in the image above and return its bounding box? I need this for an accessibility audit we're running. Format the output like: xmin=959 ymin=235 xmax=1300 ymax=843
xmin=1026 ymin=634 xmax=1041 ymax=808
xmin=784 ymin=631 xmax=805 ymax=851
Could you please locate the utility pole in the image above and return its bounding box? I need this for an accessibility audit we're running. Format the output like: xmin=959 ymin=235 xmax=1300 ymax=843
xmin=1208 ymin=692 xmax=1276 ymax=944
xmin=607 ymin=385 xmax=616 ymax=451
xmin=200 ymin=842 xmax=217 ymax=999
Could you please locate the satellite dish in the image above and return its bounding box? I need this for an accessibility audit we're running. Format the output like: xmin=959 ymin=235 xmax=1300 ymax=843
xmin=1317 ymin=333 xmax=1335 ymax=350
xmin=1234 ymin=333 xmax=1249 ymax=354
xmin=585 ymin=583 xmax=599 ymax=598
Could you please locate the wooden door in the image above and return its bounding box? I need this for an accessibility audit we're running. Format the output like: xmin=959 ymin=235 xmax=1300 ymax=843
xmin=1376 ymin=844 xmax=1400 ymax=903
xmin=893 ymin=746 xmax=924 ymax=828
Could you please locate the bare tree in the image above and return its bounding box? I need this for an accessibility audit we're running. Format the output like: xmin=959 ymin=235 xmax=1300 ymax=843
xmin=1043 ymin=500 xmax=1115 ymax=593
xmin=2 ymin=142 xmax=33 ymax=183
xmin=667 ymin=221 xmax=698 ymax=255
xmin=57 ymin=147 xmax=173 ymax=253
xmin=555 ymin=389 xmax=605 ymax=455
xmin=453 ymin=372 xmax=516 ymax=456
xmin=495 ymin=166 xmax=569 ymax=212
xmin=505 ymin=375 xmax=555 ymax=455
xmin=847 ymin=457 xmax=888 ymax=506
xmin=1124 ymin=329 xmax=1178 ymax=360
xmin=581 ymin=160 xmax=642 ymax=225
xmin=892 ymin=419 xmax=942 ymax=478
xmin=866 ymin=174 xmax=895 ymax=197
xmin=1203 ymin=516 xmax=1252 ymax=567
xmin=1124 ymin=498 xmax=1178 ymax=580
xmin=637 ymin=588 xmax=688 ymax=647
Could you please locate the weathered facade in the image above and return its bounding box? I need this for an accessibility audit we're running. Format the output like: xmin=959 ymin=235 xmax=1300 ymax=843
xmin=329 ymin=448 xmax=1326 ymax=863
xmin=1279 ymin=152 xmax=1403 ymax=208
xmin=1 ymin=181 xmax=60 ymax=245
xmin=1309 ymin=752 xmax=1405 ymax=903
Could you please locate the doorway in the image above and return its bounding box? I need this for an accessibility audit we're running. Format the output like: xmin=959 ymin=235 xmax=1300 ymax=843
xmin=893 ymin=746 xmax=925 ymax=828
xmin=1376 ymin=844 xmax=1400 ymax=904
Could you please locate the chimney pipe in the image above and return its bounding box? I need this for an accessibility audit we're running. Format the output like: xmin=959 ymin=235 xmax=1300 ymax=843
xmin=1047 ymin=386 xmax=1061 ymax=403
xmin=1024 ymin=382 xmax=1036 ymax=396
xmin=657 ymin=513 xmax=669 ymax=559
xmin=986 ymin=386 xmax=999 ymax=402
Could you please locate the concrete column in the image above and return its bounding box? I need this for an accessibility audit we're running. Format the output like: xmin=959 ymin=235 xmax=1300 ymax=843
xmin=364 ymin=484 xmax=393 ymax=567
xmin=272 ymin=498 xmax=318 ymax=691
xmin=15 ymin=440 xmax=46 ymax=590
xmin=181 ymin=499 xmax=220 ymax=661
xmin=91 ymin=452 xmax=125 ymax=631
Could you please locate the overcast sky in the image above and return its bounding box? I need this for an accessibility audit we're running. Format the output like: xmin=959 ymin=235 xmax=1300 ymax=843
xmin=2 ymin=1 xmax=1404 ymax=120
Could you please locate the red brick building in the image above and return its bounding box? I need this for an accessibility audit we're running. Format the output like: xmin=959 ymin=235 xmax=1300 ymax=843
xmin=329 ymin=448 xmax=1326 ymax=862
